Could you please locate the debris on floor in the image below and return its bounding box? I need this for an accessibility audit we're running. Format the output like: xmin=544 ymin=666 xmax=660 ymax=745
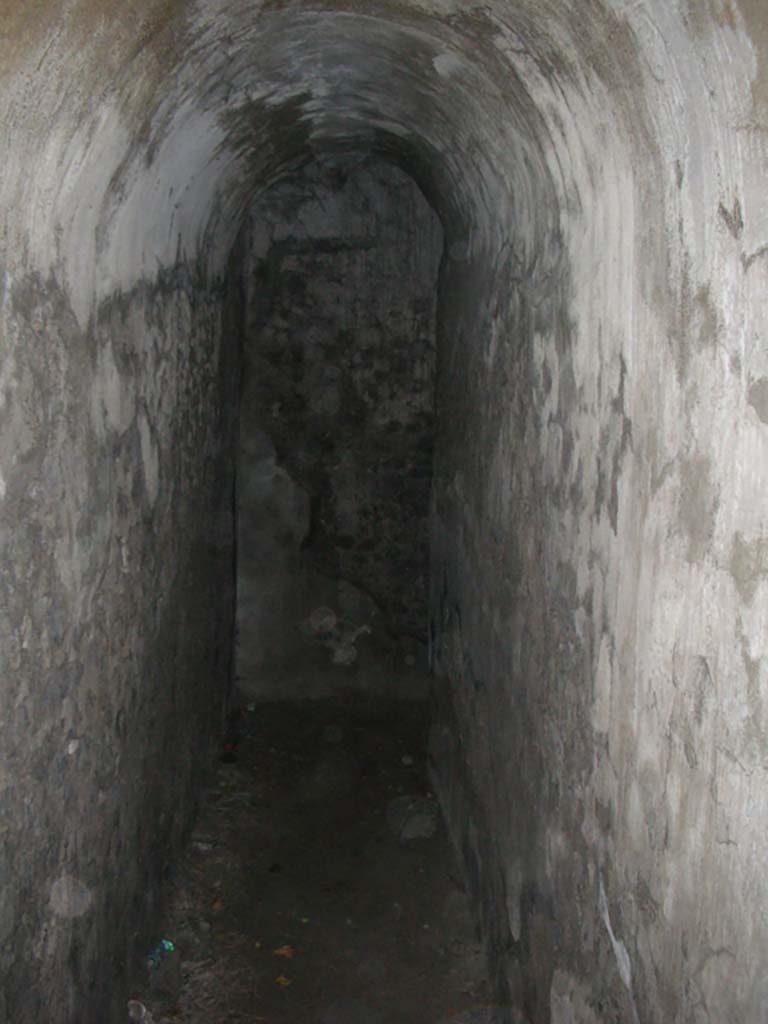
xmin=129 ymin=690 xmax=492 ymax=1023
xmin=386 ymin=793 xmax=439 ymax=842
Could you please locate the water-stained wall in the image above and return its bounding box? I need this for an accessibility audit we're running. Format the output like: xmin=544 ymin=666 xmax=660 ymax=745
xmin=428 ymin=6 xmax=768 ymax=1022
xmin=0 ymin=267 xmax=240 ymax=1021
xmin=0 ymin=2 xmax=766 ymax=1022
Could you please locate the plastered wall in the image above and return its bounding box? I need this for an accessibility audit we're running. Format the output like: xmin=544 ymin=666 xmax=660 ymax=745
xmin=0 ymin=2 xmax=765 ymax=1020
xmin=0 ymin=268 xmax=240 ymax=1020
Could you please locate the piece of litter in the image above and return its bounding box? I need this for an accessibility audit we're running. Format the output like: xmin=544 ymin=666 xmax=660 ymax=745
xmin=275 ymin=974 xmax=292 ymax=987
xmin=145 ymin=937 xmax=175 ymax=969
xmin=401 ymin=755 xmax=414 ymax=766
xmin=301 ymin=917 xmax=310 ymax=924
xmin=273 ymin=944 xmax=294 ymax=959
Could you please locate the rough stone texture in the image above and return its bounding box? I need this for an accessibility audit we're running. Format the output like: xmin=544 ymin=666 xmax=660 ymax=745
xmin=236 ymin=158 xmax=442 ymax=689
xmin=0 ymin=2 xmax=765 ymax=1022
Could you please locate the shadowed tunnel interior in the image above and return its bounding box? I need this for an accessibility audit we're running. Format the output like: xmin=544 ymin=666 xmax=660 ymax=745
xmin=1 ymin=2 xmax=767 ymax=1022
xmin=235 ymin=156 xmax=444 ymax=696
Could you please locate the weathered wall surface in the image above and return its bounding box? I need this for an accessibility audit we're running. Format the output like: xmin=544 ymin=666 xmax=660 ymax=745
xmin=0 ymin=269 xmax=240 ymax=1021
xmin=429 ymin=5 xmax=768 ymax=1024
xmin=237 ymin=158 xmax=442 ymax=693
xmin=0 ymin=1 xmax=765 ymax=1021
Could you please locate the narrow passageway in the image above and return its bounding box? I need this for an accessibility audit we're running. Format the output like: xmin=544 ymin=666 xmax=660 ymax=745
xmin=130 ymin=683 xmax=493 ymax=1023
xmin=1 ymin=5 xmax=765 ymax=1022
xmin=126 ymin=155 xmax=474 ymax=1022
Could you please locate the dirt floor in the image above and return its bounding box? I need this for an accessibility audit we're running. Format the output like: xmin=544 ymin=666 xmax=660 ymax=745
xmin=128 ymin=685 xmax=495 ymax=1024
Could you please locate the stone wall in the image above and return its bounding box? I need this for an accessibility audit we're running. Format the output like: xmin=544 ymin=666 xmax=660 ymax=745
xmin=236 ymin=158 xmax=442 ymax=695
xmin=0 ymin=2 xmax=766 ymax=1021
xmin=0 ymin=267 xmax=240 ymax=1022
xmin=428 ymin=6 xmax=768 ymax=1022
